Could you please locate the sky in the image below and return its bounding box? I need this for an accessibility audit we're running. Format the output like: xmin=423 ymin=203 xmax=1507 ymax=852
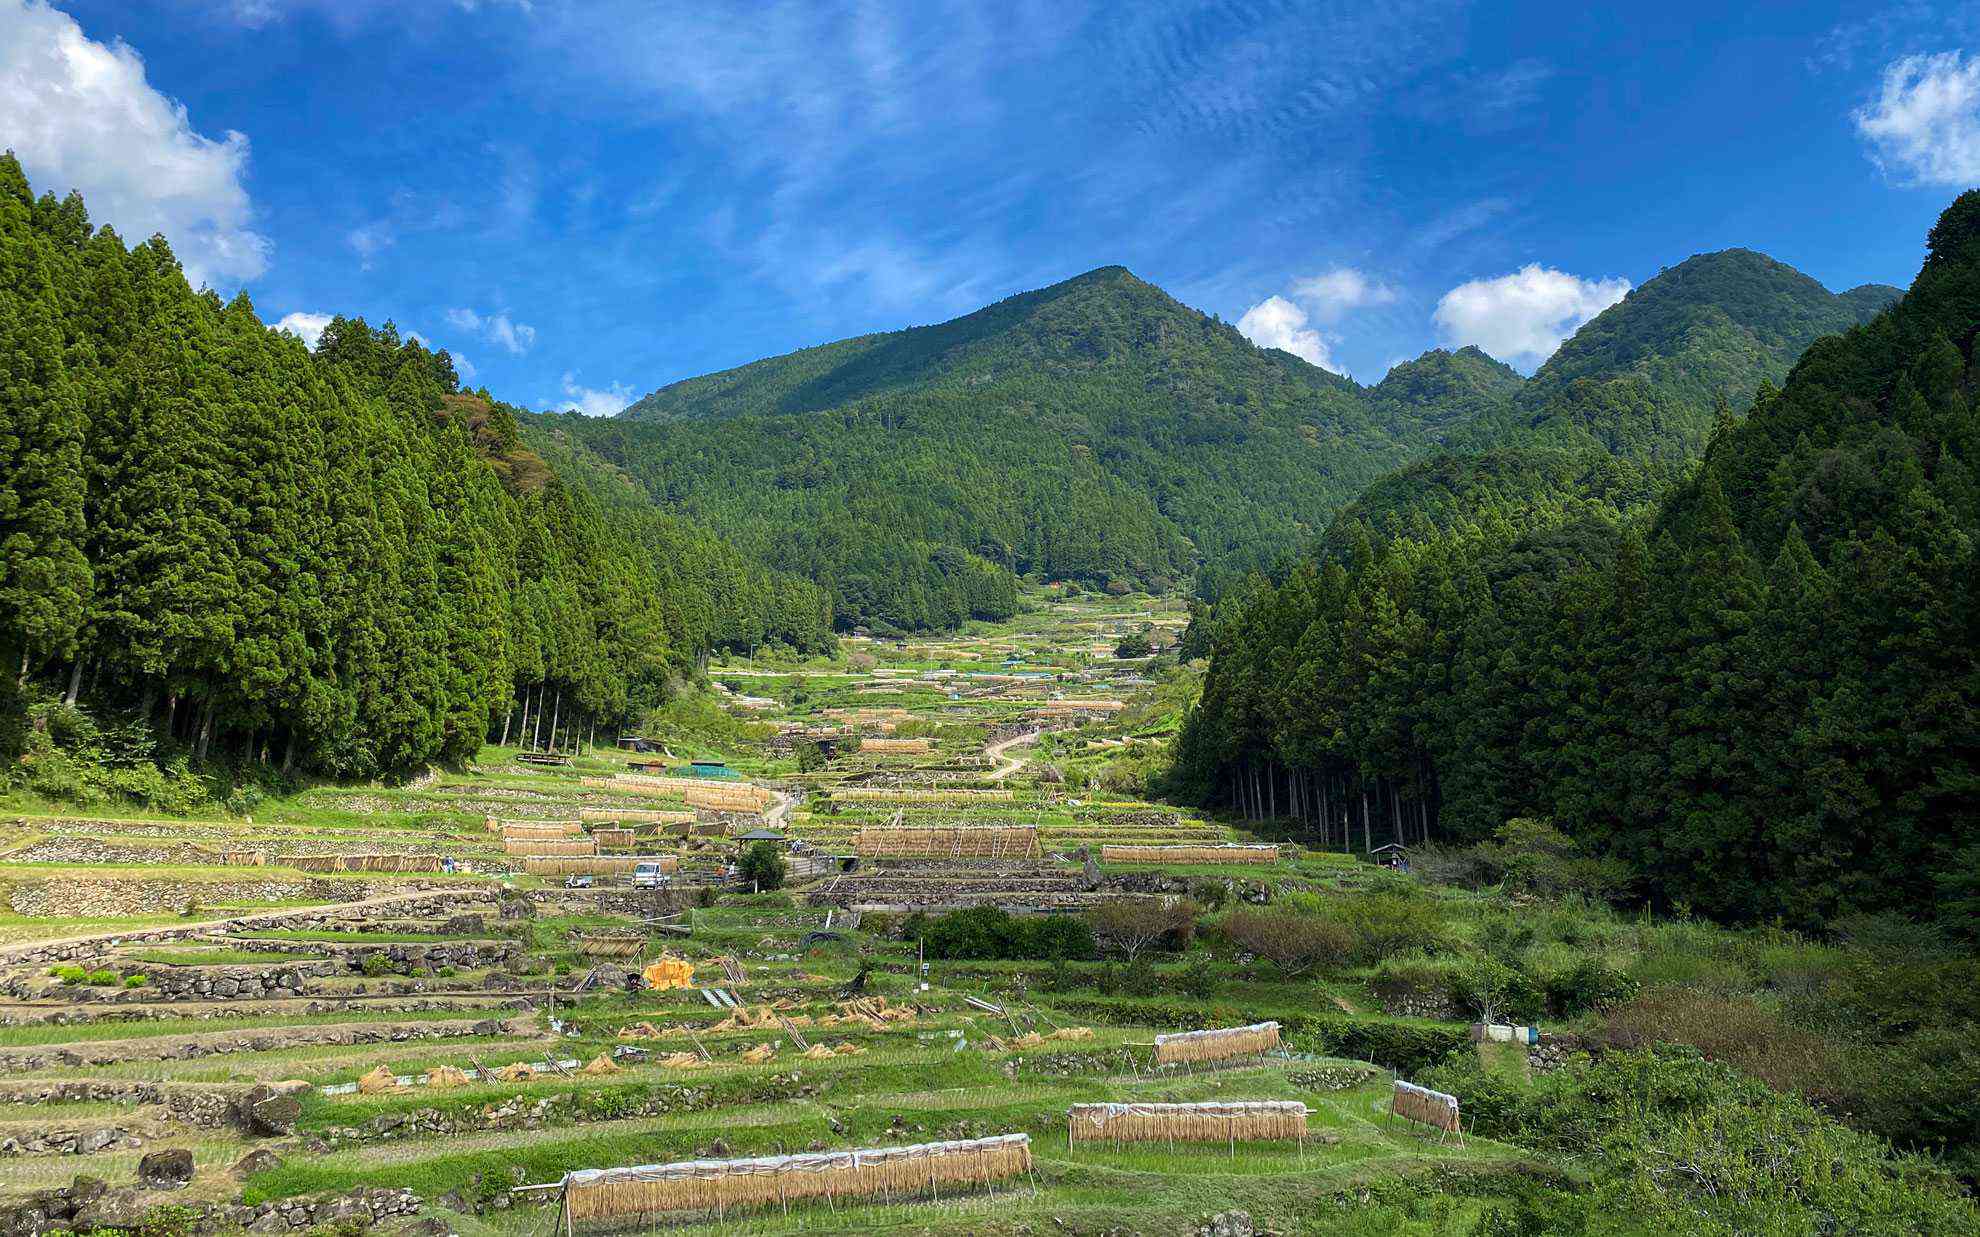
xmin=4 ymin=1 xmax=1980 ymax=413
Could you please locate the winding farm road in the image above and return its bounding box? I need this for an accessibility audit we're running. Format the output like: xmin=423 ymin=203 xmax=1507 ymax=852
xmin=983 ymin=729 xmax=1041 ymax=782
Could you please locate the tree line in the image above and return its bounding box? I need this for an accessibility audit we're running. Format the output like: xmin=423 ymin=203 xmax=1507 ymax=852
xmin=0 ymin=154 xmax=833 ymax=780
xmin=1171 ymin=192 xmax=1980 ymax=931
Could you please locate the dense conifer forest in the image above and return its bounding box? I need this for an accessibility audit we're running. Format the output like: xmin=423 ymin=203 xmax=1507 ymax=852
xmin=0 ymin=154 xmax=832 ymax=781
xmin=1171 ymin=194 xmax=1980 ymax=934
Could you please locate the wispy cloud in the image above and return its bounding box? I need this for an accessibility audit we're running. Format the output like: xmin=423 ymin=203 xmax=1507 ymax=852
xmin=0 ymin=0 xmax=269 ymax=288
xmin=347 ymin=222 xmax=395 ymax=269
xmin=1854 ymin=51 xmax=1980 ymax=186
xmin=446 ymin=306 xmax=538 ymax=355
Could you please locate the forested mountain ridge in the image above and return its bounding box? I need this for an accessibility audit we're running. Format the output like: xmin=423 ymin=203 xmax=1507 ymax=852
xmin=0 ymin=154 xmax=830 ymax=782
xmin=551 ymin=266 xmax=1432 ymax=629
xmin=1448 ymin=249 xmax=1902 ymax=460
xmin=577 ymin=251 xmax=1898 ymax=628
xmin=1172 ymin=192 xmax=1980 ymax=933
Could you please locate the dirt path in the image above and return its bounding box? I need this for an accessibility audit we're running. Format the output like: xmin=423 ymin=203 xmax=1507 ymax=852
xmin=764 ymin=788 xmax=796 ymax=829
xmin=983 ymin=729 xmax=1041 ymax=782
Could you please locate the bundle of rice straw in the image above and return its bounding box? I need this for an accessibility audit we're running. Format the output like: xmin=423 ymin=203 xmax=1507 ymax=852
xmin=492 ymin=1062 xmax=537 ymax=1082
xmin=833 ymin=1042 xmax=865 ymax=1056
xmin=801 ymin=1044 xmax=837 ymax=1060
xmin=583 ymin=1054 xmax=621 ymax=1075
xmin=1012 ymin=1032 xmax=1045 ymax=1048
xmin=1048 ymin=1026 xmax=1094 ymax=1041
xmin=618 ymin=1021 xmax=664 ymax=1041
xmin=1152 ymin=1021 xmax=1281 ymax=1067
xmin=983 ymin=1035 xmax=1010 ymax=1052
xmin=659 ymin=1052 xmax=705 ymax=1069
xmin=425 ymin=1065 xmax=473 ymax=1089
xmin=740 ymin=1043 xmax=776 ymax=1063
xmin=357 ymin=1065 xmax=401 ymax=1094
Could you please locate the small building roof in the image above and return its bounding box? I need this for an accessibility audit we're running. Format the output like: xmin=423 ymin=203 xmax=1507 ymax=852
xmin=736 ymin=829 xmax=788 ymax=841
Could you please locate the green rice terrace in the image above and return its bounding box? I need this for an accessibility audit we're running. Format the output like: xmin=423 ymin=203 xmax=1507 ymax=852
xmin=0 ymin=589 xmax=1974 ymax=1235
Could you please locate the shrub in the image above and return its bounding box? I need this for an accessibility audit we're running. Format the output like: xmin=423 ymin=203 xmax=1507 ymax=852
xmin=85 ymin=970 xmax=118 ymax=986
xmin=737 ymin=842 xmax=786 ymax=892
xmin=48 ymin=965 xmax=87 ymax=985
xmin=919 ymin=907 xmax=1094 ymax=961
xmin=1187 ymin=879 xmax=1229 ymax=910
xmin=123 ymin=973 xmax=147 ymax=988
xmin=360 ymin=952 xmax=398 ymax=978
xmin=1544 ymin=957 xmax=1639 ymax=1017
xmin=1330 ymin=890 xmax=1443 ymax=966
xmin=1449 ymin=957 xmax=1545 ymax=1024
xmin=1176 ymin=953 xmax=1219 ymax=999
xmin=1087 ymin=899 xmax=1197 ymax=961
xmin=1601 ymin=989 xmax=1837 ymax=1097
xmin=1221 ymin=908 xmax=1353 ymax=977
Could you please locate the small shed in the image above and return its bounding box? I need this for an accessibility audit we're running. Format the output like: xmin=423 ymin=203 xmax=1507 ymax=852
xmin=735 ymin=828 xmax=788 ymax=845
xmin=673 ymin=759 xmax=740 ymax=780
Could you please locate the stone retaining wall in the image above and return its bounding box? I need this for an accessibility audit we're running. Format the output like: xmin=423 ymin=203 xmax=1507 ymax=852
xmin=0 ymin=1015 xmax=526 ymax=1073
xmin=0 ymin=1081 xmax=245 ymax=1129
xmin=0 ymin=889 xmax=488 ymax=965
xmin=0 ymin=1179 xmax=419 ymax=1236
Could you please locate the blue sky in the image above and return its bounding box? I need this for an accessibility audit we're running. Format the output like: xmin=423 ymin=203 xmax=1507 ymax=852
xmin=5 ymin=1 xmax=1980 ymax=411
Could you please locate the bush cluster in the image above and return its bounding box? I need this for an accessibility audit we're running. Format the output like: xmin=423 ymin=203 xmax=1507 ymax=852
xmin=916 ymin=907 xmax=1094 ymax=961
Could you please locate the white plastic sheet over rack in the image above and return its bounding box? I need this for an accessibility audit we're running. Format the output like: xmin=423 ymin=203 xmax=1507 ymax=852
xmin=1070 ymin=1100 xmax=1306 ymax=1127
xmin=562 ymin=1133 xmax=1033 ymax=1188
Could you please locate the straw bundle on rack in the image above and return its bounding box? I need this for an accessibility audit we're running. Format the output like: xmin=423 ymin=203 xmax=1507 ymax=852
xmin=575 ymin=933 xmax=647 ymax=958
xmin=1152 ymin=1021 xmax=1281 ymax=1066
xmin=822 ymin=707 xmax=913 ymax=723
xmin=592 ymin=775 xmax=775 ymax=811
xmin=853 ymin=825 xmax=1038 ymax=858
xmin=1067 ymin=1101 xmax=1307 ymax=1144
xmin=642 ymin=957 xmax=694 ymax=991
xmin=1099 ymin=844 xmax=1279 ymax=865
xmin=834 ymin=787 xmax=1014 ymax=804
xmin=221 ymin=850 xmax=266 ymax=867
xmin=583 ymin=1055 xmax=621 ymax=1075
xmin=579 ymin=808 xmax=697 ymax=825
xmin=500 ymin=822 xmax=586 ymax=841
xmin=1390 ymin=1081 xmax=1461 ymax=1135
xmin=425 ymin=1066 xmax=473 ymax=1089
xmin=618 ymin=1022 xmax=665 ymax=1041
xmin=858 ymin=737 xmax=933 ymax=754
xmin=357 ymin=1066 xmax=401 ymax=1094
xmin=591 ymin=828 xmax=636 ymax=850
xmin=487 ymin=817 xmax=583 ymax=834
xmin=559 ymin=1133 xmax=1032 ymax=1222
xmin=282 ymin=853 xmax=442 ymax=873
xmin=521 ymin=855 xmax=678 ymax=877
xmin=505 ymin=837 xmax=597 ymax=857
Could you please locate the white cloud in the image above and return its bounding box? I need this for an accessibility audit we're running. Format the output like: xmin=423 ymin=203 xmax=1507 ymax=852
xmin=1236 ymin=295 xmax=1342 ymax=374
xmin=1286 ymin=267 xmax=1396 ymax=323
xmin=346 ymin=222 xmax=394 ymax=269
xmin=556 ymin=372 xmax=632 ymax=417
xmin=272 ymin=310 xmax=333 ymax=348
xmin=1433 ymin=264 xmax=1630 ymax=366
xmin=445 ymin=307 xmax=537 ymax=355
xmin=0 ymin=0 xmax=269 ymax=288
xmin=1854 ymin=51 xmax=1980 ymax=186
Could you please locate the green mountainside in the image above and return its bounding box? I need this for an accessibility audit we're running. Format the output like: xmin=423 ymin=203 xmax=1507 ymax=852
xmin=0 ymin=154 xmax=830 ymax=782
xmin=563 ymin=252 xmax=1893 ymax=627
xmin=1449 ymin=250 xmax=1901 ymax=460
xmin=1175 ymin=192 xmax=1978 ymax=933
xmin=548 ymin=266 xmax=1429 ymax=629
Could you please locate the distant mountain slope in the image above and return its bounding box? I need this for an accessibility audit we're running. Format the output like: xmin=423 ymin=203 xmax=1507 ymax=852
xmin=1450 ymin=250 xmax=1902 ymax=460
xmin=569 ymin=251 xmax=1901 ymax=630
xmin=560 ymin=267 xmax=1437 ymax=628
xmin=1367 ymin=346 xmax=1524 ymax=441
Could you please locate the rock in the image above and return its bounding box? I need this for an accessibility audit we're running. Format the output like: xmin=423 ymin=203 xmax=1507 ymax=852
xmin=67 ymin=1176 xmax=108 ymax=1205
xmin=247 ymin=1210 xmax=289 ymax=1233
xmin=79 ymin=1128 xmax=121 ymax=1152
xmin=136 ymin=1148 xmax=196 ymax=1190
xmin=232 ymin=1150 xmax=284 ymax=1177
xmin=1197 ymin=1212 xmax=1255 ymax=1237
xmin=241 ymin=1085 xmax=304 ymax=1136
xmin=73 ymin=1190 xmax=149 ymax=1231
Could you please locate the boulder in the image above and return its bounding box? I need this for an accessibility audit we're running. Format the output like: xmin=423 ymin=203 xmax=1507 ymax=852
xmin=136 ymin=1148 xmax=196 ymax=1190
xmin=231 ymin=1150 xmax=284 ymax=1178
xmin=1197 ymin=1212 xmax=1255 ymax=1237
xmin=241 ymin=1084 xmax=304 ymax=1136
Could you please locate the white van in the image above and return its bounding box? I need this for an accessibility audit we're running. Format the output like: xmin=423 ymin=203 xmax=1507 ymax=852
xmin=631 ymin=862 xmax=671 ymax=888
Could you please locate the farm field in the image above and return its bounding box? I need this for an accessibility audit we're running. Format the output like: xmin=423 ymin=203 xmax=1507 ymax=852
xmin=1 ymin=588 xmax=1971 ymax=1235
